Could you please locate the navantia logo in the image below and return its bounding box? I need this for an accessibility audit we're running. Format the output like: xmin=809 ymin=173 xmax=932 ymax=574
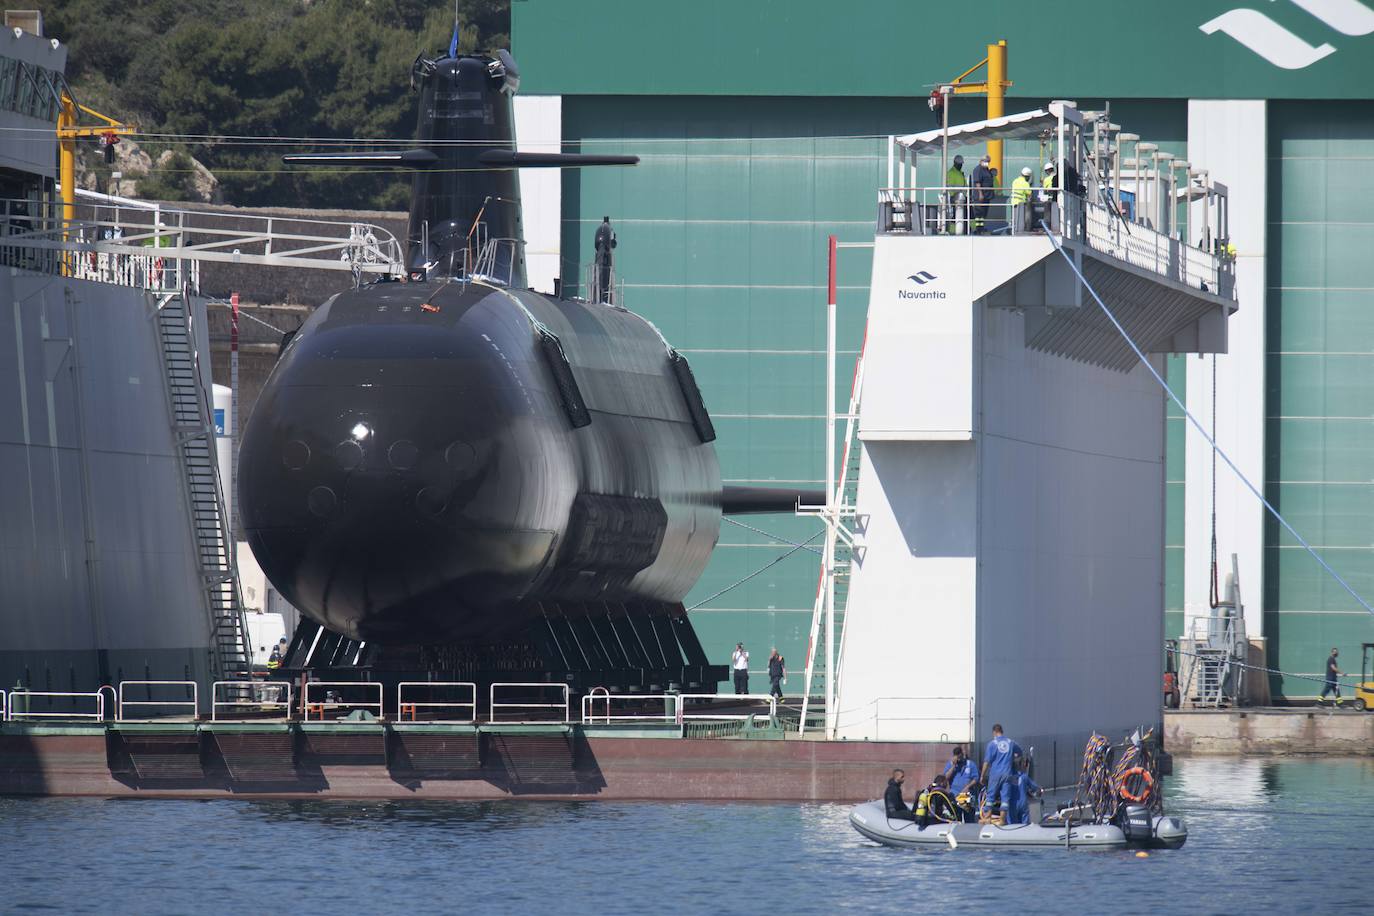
xmin=899 ymin=270 xmax=945 ymax=300
xmin=1201 ymin=0 xmax=1374 ymax=69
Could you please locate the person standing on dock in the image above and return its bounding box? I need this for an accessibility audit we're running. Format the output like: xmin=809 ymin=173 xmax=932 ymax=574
xmin=767 ymin=648 xmax=785 ymax=702
xmin=979 ymin=724 xmax=1023 ymax=824
xmin=731 ymin=642 xmax=750 ymax=695
xmin=1321 ymin=647 xmax=1345 ymax=706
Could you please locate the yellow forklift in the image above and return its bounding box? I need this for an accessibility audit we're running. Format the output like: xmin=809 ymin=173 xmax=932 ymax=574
xmin=1357 ymin=643 xmax=1374 ymax=711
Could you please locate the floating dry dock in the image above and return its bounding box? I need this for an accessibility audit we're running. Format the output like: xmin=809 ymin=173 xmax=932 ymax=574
xmin=0 ymin=719 xmax=953 ymax=801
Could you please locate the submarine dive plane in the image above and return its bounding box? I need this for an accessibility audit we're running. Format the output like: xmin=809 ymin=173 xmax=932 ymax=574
xmin=237 ymin=43 xmax=819 ymax=683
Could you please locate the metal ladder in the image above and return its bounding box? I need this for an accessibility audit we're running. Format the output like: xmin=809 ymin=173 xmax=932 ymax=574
xmin=154 ymin=289 xmax=252 ymax=680
xmin=799 ymin=346 xmax=867 ymax=730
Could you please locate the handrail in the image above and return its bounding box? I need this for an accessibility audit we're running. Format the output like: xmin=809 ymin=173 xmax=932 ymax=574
xmin=117 ymin=680 xmax=199 ymax=721
xmin=675 ymin=693 xmax=778 ymax=723
xmin=489 ymin=682 xmax=570 ymax=723
xmin=211 ymin=680 xmax=292 ymax=721
xmin=98 ymin=685 xmax=117 ymax=721
xmin=580 ymin=691 xmax=676 ymax=725
xmin=0 ymin=195 xmax=404 ymax=289
xmin=0 ymin=688 xmax=5 ymax=722
xmin=830 ymin=695 xmax=973 ymax=741
xmin=6 ymin=690 xmax=105 ymax=721
xmin=302 ymin=681 xmax=384 ymax=720
xmin=396 ymin=681 xmax=477 ymax=723
xmin=874 ymin=184 xmax=1228 ymax=295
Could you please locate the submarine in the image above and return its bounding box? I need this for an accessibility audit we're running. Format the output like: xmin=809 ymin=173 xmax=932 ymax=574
xmin=237 ymin=41 xmax=818 ymax=668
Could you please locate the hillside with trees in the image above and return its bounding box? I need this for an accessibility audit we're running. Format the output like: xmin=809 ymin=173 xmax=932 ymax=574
xmin=46 ymin=0 xmax=510 ymax=210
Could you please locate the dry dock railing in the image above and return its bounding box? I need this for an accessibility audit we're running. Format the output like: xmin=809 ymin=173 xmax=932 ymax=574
xmin=211 ymin=680 xmax=292 ymax=721
xmin=117 ymin=680 xmax=198 ymax=721
xmin=2 ymin=681 xmax=788 ymax=728
xmin=397 ymin=682 xmax=478 ymax=723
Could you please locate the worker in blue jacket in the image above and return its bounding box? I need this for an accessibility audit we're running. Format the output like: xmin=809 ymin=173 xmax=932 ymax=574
xmin=979 ymin=723 xmax=1023 ymax=823
xmin=944 ymin=745 xmax=981 ymax=822
xmin=1010 ymin=760 xmax=1043 ymax=825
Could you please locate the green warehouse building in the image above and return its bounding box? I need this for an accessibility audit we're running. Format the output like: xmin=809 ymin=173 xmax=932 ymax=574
xmin=510 ymin=0 xmax=1374 ymax=699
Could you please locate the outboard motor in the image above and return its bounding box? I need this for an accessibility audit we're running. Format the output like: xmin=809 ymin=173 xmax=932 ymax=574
xmin=1119 ymin=804 xmax=1154 ymax=844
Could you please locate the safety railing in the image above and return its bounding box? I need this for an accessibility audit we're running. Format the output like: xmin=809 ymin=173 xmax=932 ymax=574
xmin=489 ymin=682 xmax=570 ymax=723
xmin=98 ymin=685 xmax=117 ymax=721
xmin=675 ymin=694 xmax=778 ymax=723
xmin=580 ymin=689 xmax=677 ymax=725
xmin=471 ymin=237 xmax=524 ymax=287
xmin=877 ymin=185 xmax=1226 ymax=295
xmin=211 ymin=680 xmax=292 ymax=721
xmin=396 ymin=682 xmax=478 ymax=723
xmin=117 ymin=680 xmax=199 ymax=721
xmin=0 ymin=688 xmax=5 ymax=722
xmin=831 ymin=695 xmax=973 ymax=742
xmin=302 ymin=681 xmax=384 ymax=721
xmin=5 ymin=690 xmax=105 ymax=722
xmin=0 ymin=196 xmax=404 ymax=294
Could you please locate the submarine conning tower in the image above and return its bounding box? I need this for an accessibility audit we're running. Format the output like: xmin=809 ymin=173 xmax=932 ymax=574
xmin=407 ymin=51 xmax=525 ymax=284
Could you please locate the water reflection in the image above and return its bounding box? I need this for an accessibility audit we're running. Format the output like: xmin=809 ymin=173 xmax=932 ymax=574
xmin=4 ymin=759 xmax=1373 ymax=915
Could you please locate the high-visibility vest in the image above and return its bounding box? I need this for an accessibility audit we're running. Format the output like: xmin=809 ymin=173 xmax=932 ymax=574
xmin=946 ymin=166 xmax=966 ymax=189
xmin=1011 ymin=176 xmax=1031 ymax=204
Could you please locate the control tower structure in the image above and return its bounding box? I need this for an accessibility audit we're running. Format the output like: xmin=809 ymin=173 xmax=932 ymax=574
xmin=827 ymin=103 xmax=1236 ymax=756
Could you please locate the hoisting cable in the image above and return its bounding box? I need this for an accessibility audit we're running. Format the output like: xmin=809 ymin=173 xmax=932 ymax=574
xmin=1171 ymin=645 xmax=1362 ymax=691
xmin=687 ymin=530 xmax=824 ymax=610
xmin=722 ymin=517 xmax=823 ymax=555
xmin=1042 ymin=224 xmax=1374 ymax=618
xmin=1209 ymin=354 xmax=1219 ymax=609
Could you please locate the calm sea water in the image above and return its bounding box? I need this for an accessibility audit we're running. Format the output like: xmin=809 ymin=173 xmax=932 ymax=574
xmin=3 ymin=757 xmax=1371 ymax=914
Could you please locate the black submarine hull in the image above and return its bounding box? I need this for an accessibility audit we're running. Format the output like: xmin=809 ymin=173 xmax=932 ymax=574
xmin=239 ymin=279 xmax=722 ymax=643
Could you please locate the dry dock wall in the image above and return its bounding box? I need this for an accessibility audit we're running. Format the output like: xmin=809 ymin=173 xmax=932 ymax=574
xmin=1165 ymin=710 xmax=1374 ymax=756
xmin=0 ymin=727 xmax=955 ymax=801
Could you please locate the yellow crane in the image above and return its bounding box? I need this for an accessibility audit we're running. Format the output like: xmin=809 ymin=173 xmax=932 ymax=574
xmin=55 ymin=91 xmax=136 ymax=246
xmin=930 ymin=40 xmax=1011 ymax=183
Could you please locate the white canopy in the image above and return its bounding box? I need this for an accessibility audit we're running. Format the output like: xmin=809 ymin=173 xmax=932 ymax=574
xmin=896 ymin=103 xmax=1083 ymax=156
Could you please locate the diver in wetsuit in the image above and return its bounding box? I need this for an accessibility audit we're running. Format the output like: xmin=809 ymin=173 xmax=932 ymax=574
xmin=917 ymin=773 xmax=959 ymax=828
xmin=884 ymin=768 xmax=915 ymax=821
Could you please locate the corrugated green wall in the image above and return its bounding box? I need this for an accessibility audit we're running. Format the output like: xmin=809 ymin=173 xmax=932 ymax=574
xmin=1265 ymin=100 xmax=1374 ymax=698
xmin=561 ymin=96 xmax=1190 ymax=683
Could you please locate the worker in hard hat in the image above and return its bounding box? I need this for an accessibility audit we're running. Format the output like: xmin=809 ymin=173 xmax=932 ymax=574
xmin=1040 ymin=162 xmax=1059 ymax=232
xmin=1011 ymin=166 xmax=1033 ymax=234
xmin=970 ymin=155 xmax=995 ymax=234
xmin=945 ymin=154 xmax=967 ymax=234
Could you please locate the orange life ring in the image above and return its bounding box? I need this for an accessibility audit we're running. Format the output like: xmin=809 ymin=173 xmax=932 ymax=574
xmin=1117 ymin=766 xmax=1154 ymax=803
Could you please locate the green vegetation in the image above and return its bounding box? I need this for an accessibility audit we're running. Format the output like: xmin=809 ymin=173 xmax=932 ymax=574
xmin=48 ymin=0 xmax=510 ymax=210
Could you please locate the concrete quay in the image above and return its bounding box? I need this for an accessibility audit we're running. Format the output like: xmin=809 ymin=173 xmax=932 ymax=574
xmin=1165 ymin=708 xmax=1374 ymax=756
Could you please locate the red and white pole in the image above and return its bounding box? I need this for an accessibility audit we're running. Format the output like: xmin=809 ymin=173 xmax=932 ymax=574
xmin=824 ymin=235 xmax=838 ymax=737
xmin=230 ymin=291 xmax=240 ymax=535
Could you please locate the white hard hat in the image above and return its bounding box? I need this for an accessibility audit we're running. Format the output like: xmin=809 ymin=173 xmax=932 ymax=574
xmin=1043 ymin=161 xmax=1055 ymax=171
xmin=1021 ymin=167 xmax=1032 ymax=177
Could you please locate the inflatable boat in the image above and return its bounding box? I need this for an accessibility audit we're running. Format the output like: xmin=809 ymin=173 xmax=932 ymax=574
xmin=848 ymin=800 xmax=1187 ymax=850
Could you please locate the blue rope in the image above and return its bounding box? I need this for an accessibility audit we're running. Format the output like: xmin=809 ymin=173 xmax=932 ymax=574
xmin=1042 ymin=224 xmax=1374 ymax=617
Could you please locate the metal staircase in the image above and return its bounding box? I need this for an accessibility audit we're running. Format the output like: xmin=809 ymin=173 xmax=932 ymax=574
xmin=1180 ymin=555 xmax=1249 ymax=708
xmin=154 ymin=289 xmax=252 ymax=679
